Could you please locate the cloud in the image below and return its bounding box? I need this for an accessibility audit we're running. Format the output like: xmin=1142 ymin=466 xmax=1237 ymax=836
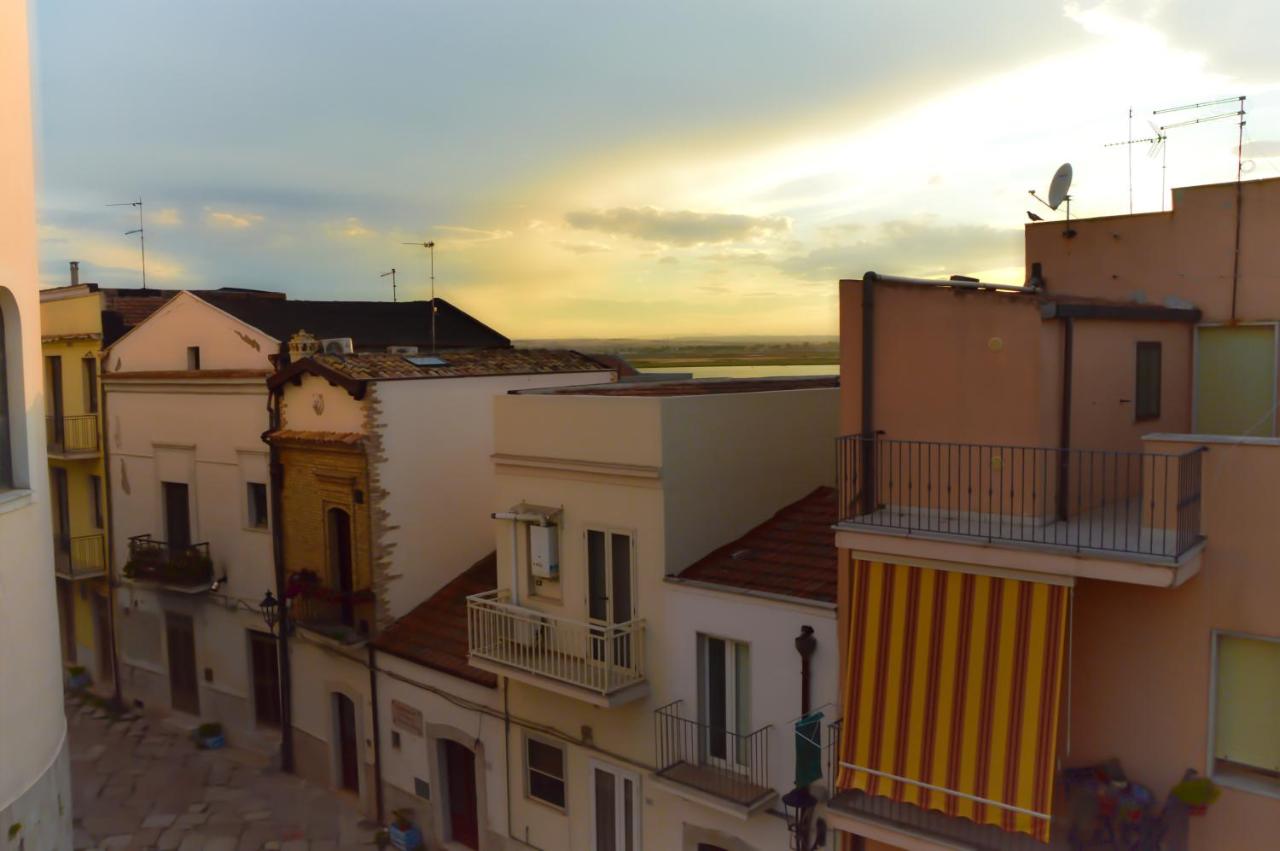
xmin=565 ymin=206 xmax=789 ymax=246
xmin=434 ymin=225 xmax=512 ymax=244
xmin=151 ymin=208 xmax=183 ymax=226
xmin=777 ymin=219 xmax=1022 ymax=282
xmin=205 ymin=209 xmax=264 ymax=229
xmin=38 ymin=223 xmax=187 ymax=284
xmin=555 ymin=241 xmax=612 ymax=255
xmin=333 ymin=216 xmax=374 ymax=238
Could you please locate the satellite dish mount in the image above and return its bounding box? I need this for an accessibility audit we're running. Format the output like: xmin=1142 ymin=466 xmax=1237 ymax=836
xmin=1028 ymin=163 xmax=1075 ymax=238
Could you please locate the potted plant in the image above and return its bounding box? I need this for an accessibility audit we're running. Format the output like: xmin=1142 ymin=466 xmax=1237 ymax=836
xmin=388 ymin=808 xmax=423 ymax=850
xmin=66 ymin=665 xmax=91 ymax=691
xmin=194 ymin=722 xmax=225 ymax=750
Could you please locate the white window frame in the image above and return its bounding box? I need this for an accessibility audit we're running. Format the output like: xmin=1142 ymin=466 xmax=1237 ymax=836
xmin=245 ymin=481 xmax=269 ymax=530
xmin=1207 ymin=628 xmax=1280 ymax=799
xmin=588 ymin=758 xmax=641 ymax=851
xmin=584 ymin=527 xmax=636 ymax=627
xmin=524 ymin=732 xmax=567 ymax=812
xmin=698 ymin=633 xmax=751 ymax=772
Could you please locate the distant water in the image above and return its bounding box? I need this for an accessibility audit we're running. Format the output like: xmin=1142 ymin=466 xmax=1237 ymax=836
xmin=637 ymin=363 xmax=838 ymax=379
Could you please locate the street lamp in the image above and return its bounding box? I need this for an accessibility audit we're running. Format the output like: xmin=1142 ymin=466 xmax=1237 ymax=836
xmin=782 ymin=786 xmax=818 ymax=851
xmin=260 ymin=590 xmax=280 ymax=635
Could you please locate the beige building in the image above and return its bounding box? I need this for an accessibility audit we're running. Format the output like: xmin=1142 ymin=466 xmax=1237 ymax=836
xmin=370 ymin=376 xmax=840 ymax=850
xmin=0 ymin=2 xmax=73 ymax=847
xmin=266 ymin=345 xmax=616 ymax=815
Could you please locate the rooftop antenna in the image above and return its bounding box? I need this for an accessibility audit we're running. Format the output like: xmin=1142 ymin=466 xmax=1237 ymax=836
xmin=1028 ymin=163 xmax=1075 ymax=238
xmin=106 ymin=197 xmax=146 ymax=288
xmin=380 ymin=268 xmax=397 ymax=302
xmin=402 ymin=240 xmax=437 ymax=352
xmin=1104 ymin=119 xmax=1168 ymax=211
xmin=1153 ymin=95 xmax=1246 ymax=317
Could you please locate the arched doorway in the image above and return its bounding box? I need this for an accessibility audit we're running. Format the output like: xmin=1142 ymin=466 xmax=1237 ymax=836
xmin=326 ymin=507 xmax=354 ymax=626
xmin=441 ymin=739 xmax=479 ymax=849
xmin=333 ymin=692 xmax=359 ymax=793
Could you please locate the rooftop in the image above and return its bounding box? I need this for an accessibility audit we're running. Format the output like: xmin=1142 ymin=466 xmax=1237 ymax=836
xmin=521 ymin=375 xmax=839 ymax=397
xmin=269 ymin=348 xmax=613 ymax=394
xmin=373 ymin=552 xmax=498 ymax=688
xmin=676 ymin=486 xmax=837 ymax=604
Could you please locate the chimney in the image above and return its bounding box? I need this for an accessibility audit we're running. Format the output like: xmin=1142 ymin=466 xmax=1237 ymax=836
xmin=70 ymin=261 xmax=80 ymax=286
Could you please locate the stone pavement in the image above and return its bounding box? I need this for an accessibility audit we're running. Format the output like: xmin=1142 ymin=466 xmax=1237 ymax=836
xmin=68 ymin=696 xmax=378 ymax=851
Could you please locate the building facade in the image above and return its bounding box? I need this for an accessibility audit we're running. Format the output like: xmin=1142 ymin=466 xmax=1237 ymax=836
xmin=370 ymin=377 xmax=840 ymax=850
xmin=0 ymin=2 xmax=74 ymax=847
xmin=826 ymin=177 xmax=1280 ymax=850
xmin=267 ymin=346 xmax=617 ymax=816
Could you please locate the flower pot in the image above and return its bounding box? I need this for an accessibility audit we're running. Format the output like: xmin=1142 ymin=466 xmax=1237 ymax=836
xmin=388 ymin=823 xmax=423 ymax=850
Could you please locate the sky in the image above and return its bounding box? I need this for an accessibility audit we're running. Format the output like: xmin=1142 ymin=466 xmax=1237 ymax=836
xmin=29 ymin=0 xmax=1280 ymax=338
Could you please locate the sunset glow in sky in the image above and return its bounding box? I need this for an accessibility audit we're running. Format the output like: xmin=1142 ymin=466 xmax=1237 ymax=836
xmin=31 ymin=0 xmax=1280 ymax=337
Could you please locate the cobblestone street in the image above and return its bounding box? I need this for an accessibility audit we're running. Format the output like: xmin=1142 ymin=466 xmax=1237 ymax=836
xmin=68 ymin=697 xmax=376 ymax=851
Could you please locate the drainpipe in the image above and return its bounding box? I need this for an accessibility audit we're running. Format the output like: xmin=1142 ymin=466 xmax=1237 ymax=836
xmin=796 ymin=626 xmax=816 ymax=716
xmin=1057 ymin=318 xmax=1074 ymax=523
xmin=265 ymin=382 xmax=295 ymax=773
xmin=860 ymin=274 xmax=877 ymax=515
xmin=368 ymin=643 xmax=385 ymax=824
xmin=98 ymin=351 xmax=123 ymax=709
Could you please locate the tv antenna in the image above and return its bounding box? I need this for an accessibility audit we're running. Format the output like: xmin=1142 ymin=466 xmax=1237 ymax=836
xmin=1105 ymin=118 xmax=1167 ymax=212
xmin=380 ymin=268 xmax=398 ymax=302
xmin=1153 ymin=95 xmax=1246 ymax=316
xmin=402 ymin=240 xmax=437 ymax=352
xmin=1028 ymin=163 xmax=1075 ymax=238
xmin=106 ymin=197 xmax=147 ymax=288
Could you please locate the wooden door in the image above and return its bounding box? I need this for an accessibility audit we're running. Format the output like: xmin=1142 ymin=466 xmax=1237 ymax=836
xmin=57 ymin=580 xmax=76 ymax=663
xmin=93 ymin=594 xmax=113 ymax=684
xmin=249 ymin=631 xmax=280 ymax=727
xmin=335 ymin=693 xmax=359 ymax=792
xmin=45 ymin=355 xmax=64 ymax=447
xmin=51 ymin=467 xmax=70 ymax=571
xmin=327 ymin=507 xmax=354 ymax=626
xmin=590 ymin=761 xmax=638 ymax=851
xmin=443 ymin=739 xmax=479 ymax=849
xmin=166 ymin=612 xmax=200 ymax=714
xmin=163 ymin=482 xmax=191 ymax=550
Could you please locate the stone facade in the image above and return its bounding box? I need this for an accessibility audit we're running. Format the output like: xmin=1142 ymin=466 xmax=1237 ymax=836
xmin=278 ymin=440 xmax=372 ymax=592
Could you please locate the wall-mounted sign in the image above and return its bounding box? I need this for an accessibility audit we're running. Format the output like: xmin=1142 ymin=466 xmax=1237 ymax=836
xmin=391 ymin=700 xmax=423 ymax=736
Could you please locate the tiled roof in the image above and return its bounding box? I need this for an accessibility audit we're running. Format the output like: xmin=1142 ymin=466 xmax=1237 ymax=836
xmin=676 ymin=486 xmax=837 ymax=603
xmin=283 ymin=348 xmax=612 ymax=383
xmin=100 ymin=289 xmax=183 ymax=344
xmin=528 ymin=375 xmax=838 ymax=397
xmin=373 ymin=553 xmax=498 ymax=688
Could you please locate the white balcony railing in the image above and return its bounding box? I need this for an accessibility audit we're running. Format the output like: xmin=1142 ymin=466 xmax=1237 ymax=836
xmin=466 ymin=589 xmax=646 ymax=699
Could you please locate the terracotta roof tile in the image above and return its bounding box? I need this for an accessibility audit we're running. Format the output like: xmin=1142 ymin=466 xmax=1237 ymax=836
xmin=373 ymin=553 xmax=498 ymax=688
xmin=529 ymin=375 xmax=838 ymax=397
xmin=303 ymin=348 xmax=612 ymax=382
xmin=677 ymin=487 xmax=837 ymax=603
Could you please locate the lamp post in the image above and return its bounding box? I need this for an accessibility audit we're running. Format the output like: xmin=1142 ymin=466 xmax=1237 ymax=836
xmin=260 ymin=590 xmax=280 ymax=634
xmin=782 ymin=786 xmax=818 ymax=851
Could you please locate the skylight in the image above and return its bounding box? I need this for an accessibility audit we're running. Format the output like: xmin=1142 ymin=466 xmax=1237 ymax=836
xmin=406 ymin=355 xmax=447 ymax=367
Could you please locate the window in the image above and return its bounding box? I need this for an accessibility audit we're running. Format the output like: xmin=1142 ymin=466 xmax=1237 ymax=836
xmin=699 ymin=634 xmax=750 ymax=766
xmin=1135 ymin=341 xmax=1162 ymax=421
xmin=90 ymin=474 xmax=104 ymax=528
xmin=525 ymin=736 xmax=566 ymax=809
xmin=247 ymin=482 xmax=268 ymax=529
xmin=187 ymin=346 xmax=201 ymax=370
xmin=588 ymin=529 xmax=635 ymax=667
xmin=1212 ymin=632 xmax=1280 ymax=793
xmin=0 ymin=304 xmax=10 ymax=488
xmin=82 ymin=357 xmax=98 ymax=413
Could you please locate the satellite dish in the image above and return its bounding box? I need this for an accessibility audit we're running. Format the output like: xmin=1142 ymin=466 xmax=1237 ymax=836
xmin=1048 ymin=163 xmax=1073 ymax=210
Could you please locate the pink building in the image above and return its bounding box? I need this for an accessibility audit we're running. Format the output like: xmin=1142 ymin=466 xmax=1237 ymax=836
xmin=824 ymin=177 xmax=1280 ymax=850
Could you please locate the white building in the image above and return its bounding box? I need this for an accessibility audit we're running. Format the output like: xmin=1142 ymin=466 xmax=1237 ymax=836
xmin=371 ymin=376 xmax=840 ymax=850
xmin=266 ymin=346 xmax=616 ymax=816
xmin=0 ymin=3 xmax=73 ymax=846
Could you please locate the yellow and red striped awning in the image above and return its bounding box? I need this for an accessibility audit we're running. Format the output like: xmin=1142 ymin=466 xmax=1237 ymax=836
xmin=837 ymin=559 xmax=1069 ymax=842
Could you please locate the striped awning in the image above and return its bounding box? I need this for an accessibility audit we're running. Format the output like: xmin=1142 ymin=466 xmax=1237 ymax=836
xmin=837 ymin=560 xmax=1069 ymax=842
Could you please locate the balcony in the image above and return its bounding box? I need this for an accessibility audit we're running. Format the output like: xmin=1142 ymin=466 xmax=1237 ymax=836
xmin=286 ymin=570 xmax=375 ymax=646
xmin=466 ymin=589 xmax=648 ymax=707
xmin=54 ymin=533 xmax=107 ymax=580
xmin=46 ymin=413 xmax=99 ymax=457
xmin=836 ymin=436 xmax=1206 ymax=584
xmin=123 ymin=535 xmax=212 ymax=591
xmin=652 ymin=700 xmax=774 ymax=818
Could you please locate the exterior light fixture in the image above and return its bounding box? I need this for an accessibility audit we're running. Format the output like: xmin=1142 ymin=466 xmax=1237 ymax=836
xmin=782 ymin=785 xmax=818 ymax=850
xmin=260 ymin=590 xmax=280 ymax=635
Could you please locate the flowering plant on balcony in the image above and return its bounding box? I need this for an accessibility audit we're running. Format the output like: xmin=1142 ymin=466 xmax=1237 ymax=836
xmin=285 ymin=569 xmax=374 ymax=604
xmin=123 ymin=541 xmax=214 ymax=587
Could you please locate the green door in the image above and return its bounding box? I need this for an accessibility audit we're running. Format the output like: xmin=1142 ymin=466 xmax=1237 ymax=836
xmin=1196 ymin=326 xmax=1277 ymax=436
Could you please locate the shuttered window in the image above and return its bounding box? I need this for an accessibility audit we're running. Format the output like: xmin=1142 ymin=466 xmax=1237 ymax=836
xmin=1214 ymin=633 xmax=1280 ymax=779
xmin=1135 ymin=341 xmax=1162 ymax=421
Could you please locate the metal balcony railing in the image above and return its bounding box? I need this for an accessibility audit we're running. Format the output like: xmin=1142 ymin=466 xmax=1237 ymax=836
xmin=46 ymin=413 xmax=99 ymax=455
xmin=124 ymin=535 xmax=212 ymax=589
xmin=466 ymin=589 xmax=646 ymax=698
xmin=837 ymin=435 xmax=1205 ymax=560
xmin=53 ymin=533 xmax=106 ymax=579
xmin=654 ymin=700 xmax=772 ymax=809
xmin=285 ymin=571 xmax=375 ymax=644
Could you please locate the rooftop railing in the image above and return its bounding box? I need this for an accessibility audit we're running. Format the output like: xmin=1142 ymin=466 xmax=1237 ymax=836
xmin=837 ymin=435 xmax=1205 ymax=560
